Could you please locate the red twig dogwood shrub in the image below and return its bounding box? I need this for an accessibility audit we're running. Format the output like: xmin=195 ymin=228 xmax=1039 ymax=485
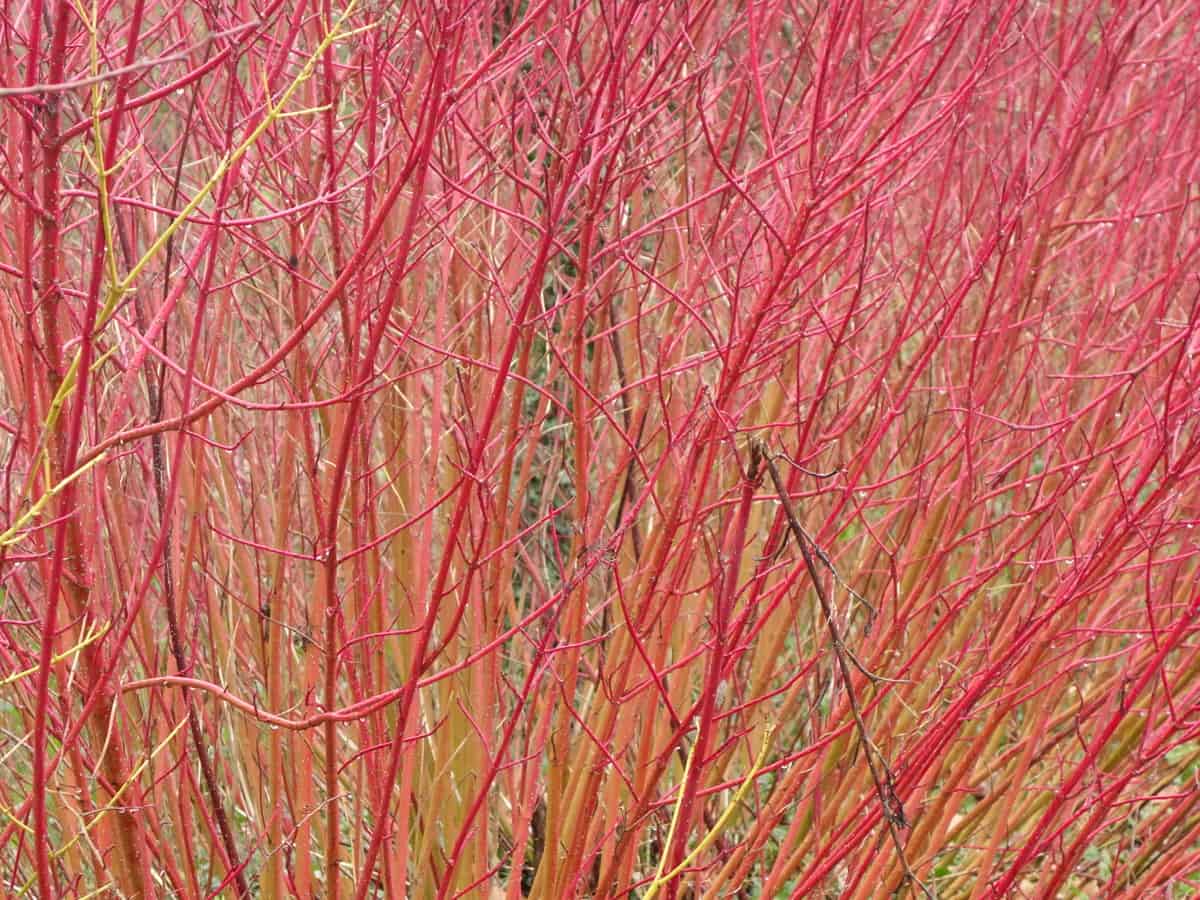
xmin=1 ymin=0 xmax=1199 ymax=896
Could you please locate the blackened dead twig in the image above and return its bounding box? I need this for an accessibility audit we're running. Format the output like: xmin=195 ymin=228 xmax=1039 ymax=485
xmin=757 ymin=440 xmax=934 ymax=900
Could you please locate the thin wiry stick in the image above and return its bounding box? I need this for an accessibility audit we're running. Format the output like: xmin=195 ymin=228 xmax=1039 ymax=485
xmin=758 ymin=440 xmax=934 ymax=900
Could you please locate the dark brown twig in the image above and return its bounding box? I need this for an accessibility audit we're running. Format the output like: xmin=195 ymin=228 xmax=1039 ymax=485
xmin=758 ymin=440 xmax=934 ymax=900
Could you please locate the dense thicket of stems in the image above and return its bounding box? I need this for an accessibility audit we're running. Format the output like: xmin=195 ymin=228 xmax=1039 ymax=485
xmin=2 ymin=0 xmax=1199 ymax=896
